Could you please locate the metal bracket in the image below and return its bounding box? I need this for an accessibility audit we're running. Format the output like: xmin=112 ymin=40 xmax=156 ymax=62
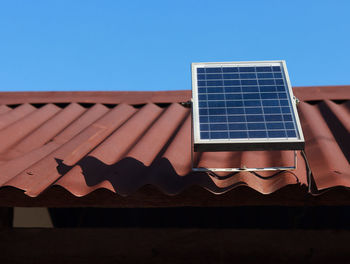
xmin=191 ymin=149 xmax=297 ymax=172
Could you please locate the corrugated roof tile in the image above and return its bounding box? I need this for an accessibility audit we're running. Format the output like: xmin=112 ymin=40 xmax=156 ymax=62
xmin=0 ymin=104 xmax=36 ymax=130
xmin=4 ymin=104 xmax=136 ymax=197
xmin=126 ymin=103 xmax=189 ymax=165
xmin=4 ymin=103 xmax=86 ymax=159
xmin=299 ymin=101 xmax=350 ymax=191
xmin=0 ymin=86 xmax=348 ymax=199
xmin=0 ymin=105 xmax=11 ymax=115
xmin=55 ymin=103 xmax=165 ymax=196
xmin=161 ymin=114 xmax=192 ymax=176
xmin=0 ymin=104 xmax=60 ymax=154
xmin=0 ymin=104 xmax=109 ymax=186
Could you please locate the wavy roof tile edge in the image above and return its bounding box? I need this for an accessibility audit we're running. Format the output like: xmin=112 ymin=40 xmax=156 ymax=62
xmin=0 ymin=85 xmax=348 ymax=205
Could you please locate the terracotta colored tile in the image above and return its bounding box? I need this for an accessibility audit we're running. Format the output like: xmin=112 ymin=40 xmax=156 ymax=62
xmin=55 ymin=103 xmax=165 ymax=196
xmin=299 ymin=102 xmax=350 ymax=190
xmin=4 ymin=103 xmax=86 ymax=159
xmin=5 ymin=104 xmax=136 ymax=197
xmin=126 ymin=103 xmax=189 ymax=166
xmin=0 ymin=104 xmax=36 ymax=130
xmin=0 ymin=88 xmax=347 ymax=198
xmin=0 ymin=104 xmax=60 ymax=154
xmin=0 ymin=104 xmax=109 ymax=185
xmin=0 ymin=105 xmax=11 ymax=114
xmin=161 ymin=114 xmax=192 ymax=176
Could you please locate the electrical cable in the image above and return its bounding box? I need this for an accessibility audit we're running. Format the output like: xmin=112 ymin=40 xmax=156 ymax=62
xmin=301 ymin=149 xmax=315 ymax=193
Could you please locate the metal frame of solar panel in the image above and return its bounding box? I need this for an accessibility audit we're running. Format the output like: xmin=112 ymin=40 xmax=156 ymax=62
xmin=192 ymin=61 xmax=304 ymax=152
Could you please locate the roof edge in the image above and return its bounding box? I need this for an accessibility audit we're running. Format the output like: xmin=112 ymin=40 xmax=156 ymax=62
xmin=0 ymin=86 xmax=348 ymax=105
xmin=0 ymin=90 xmax=192 ymax=105
xmin=293 ymin=85 xmax=350 ymax=101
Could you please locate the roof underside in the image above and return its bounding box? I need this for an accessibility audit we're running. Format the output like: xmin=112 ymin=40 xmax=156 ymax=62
xmin=0 ymin=86 xmax=349 ymax=206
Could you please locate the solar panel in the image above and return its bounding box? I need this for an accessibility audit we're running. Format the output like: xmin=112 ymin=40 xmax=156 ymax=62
xmin=192 ymin=61 xmax=304 ymax=151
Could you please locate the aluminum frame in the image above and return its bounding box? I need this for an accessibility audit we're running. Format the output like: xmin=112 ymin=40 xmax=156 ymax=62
xmin=191 ymin=60 xmax=305 ymax=152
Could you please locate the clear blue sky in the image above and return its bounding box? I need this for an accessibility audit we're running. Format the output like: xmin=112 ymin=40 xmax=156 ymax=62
xmin=0 ymin=0 xmax=349 ymax=91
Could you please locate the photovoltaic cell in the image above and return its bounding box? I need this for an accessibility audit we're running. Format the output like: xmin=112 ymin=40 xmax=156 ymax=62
xmin=193 ymin=62 xmax=302 ymax=147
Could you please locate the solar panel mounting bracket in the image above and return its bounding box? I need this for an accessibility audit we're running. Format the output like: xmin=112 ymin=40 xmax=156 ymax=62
xmin=190 ymin=112 xmax=298 ymax=172
xmin=191 ymin=149 xmax=298 ymax=172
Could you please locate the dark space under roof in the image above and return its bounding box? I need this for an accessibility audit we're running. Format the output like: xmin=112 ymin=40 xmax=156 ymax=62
xmin=0 ymin=86 xmax=349 ymax=207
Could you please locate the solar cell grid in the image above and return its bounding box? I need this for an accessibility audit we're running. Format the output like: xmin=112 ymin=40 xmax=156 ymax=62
xmin=195 ymin=64 xmax=299 ymax=141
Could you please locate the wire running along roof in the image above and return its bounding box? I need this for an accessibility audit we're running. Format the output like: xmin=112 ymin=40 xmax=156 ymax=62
xmin=192 ymin=61 xmax=304 ymax=151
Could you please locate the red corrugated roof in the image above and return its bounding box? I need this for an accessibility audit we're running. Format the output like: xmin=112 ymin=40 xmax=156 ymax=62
xmin=0 ymin=86 xmax=349 ymax=204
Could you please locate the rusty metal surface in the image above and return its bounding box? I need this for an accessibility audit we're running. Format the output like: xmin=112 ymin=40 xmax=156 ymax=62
xmin=0 ymin=86 xmax=349 ymax=200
